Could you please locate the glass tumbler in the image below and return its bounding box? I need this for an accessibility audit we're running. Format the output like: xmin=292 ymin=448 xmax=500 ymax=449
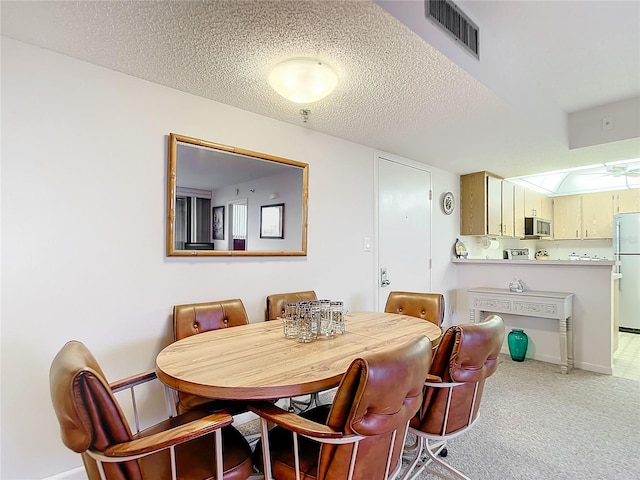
xmin=331 ymin=301 xmax=345 ymax=334
xmin=283 ymin=303 xmax=299 ymax=339
xmin=297 ymin=304 xmax=314 ymax=343
xmin=309 ymin=300 xmax=321 ymax=339
xmin=318 ymin=299 xmax=334 ymax=337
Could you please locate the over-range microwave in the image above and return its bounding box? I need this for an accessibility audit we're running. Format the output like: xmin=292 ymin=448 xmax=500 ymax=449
xmin=524 ymin=217 xmax=552 ymax=237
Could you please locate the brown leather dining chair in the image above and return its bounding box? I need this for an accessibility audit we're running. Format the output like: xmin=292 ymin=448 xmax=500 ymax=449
xmin=49 ymin=340 xmax=254 ymax=480
xmin=172 ymin=299 xmax=250 ymax=415
xmin=401 ymin=315 xmax=505 ymax=480
xmin=249 ymin=335 xmax=433 ymax=480
xmin=265 ymin=290 xmax=317 ymax=321
xmin=384 ymin=291 xmax=445 ymax=327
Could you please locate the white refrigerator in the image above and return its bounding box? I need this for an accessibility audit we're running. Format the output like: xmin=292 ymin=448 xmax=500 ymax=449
xmin=614 ymin=213 xmax=640 ymax=331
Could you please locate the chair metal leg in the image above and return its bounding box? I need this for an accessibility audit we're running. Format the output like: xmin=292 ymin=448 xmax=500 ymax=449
xmin=289 ymin=392 xmax=321 ymax=413
xmin=400 ymin=436 xmax=428 ymax=480
xmin=402 ymin=437 xmax=469 ymax=480
xmin=423 ymin=439 xmax=470 ymax=480
xmin=402 ymin=435 xmax=420 ymax=458
xmin=259 ymin=417 xmax=274 ymax=480
xmin=214 ymin=430 xmax=224 ymax=480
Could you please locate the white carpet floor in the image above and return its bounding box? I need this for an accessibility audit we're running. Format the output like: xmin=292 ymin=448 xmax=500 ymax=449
xmin=402 ymin=354 xmax=640 ymax=479
xmin=240 ymin=353 xmax=640 ymax=480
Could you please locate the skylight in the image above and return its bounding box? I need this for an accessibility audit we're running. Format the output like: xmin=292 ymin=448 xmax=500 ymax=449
xmin=507 ymin=158 xmax=640 ymax=196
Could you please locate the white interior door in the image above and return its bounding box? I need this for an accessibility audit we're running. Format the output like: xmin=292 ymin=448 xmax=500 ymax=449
xmin=377 ymin=156 xmax=432 ymax=311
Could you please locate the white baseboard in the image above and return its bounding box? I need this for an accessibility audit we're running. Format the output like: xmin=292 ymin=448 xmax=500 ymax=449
xmin=500 ymin=347 xmax=612 ymax=374
xmin=42 ymin=466 xmax=85 ymax=480
xmin=528 ymin=352 xmax=562 ymax=365
xmin=574 ymin=361 xmax=612 ymax=375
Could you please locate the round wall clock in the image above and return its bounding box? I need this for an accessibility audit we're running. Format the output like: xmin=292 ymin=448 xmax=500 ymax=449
xmin=442 ymin=192 xmax=455 ymax=215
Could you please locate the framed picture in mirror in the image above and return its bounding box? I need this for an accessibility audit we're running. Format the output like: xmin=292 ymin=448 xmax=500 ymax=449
xmin=260 ymin=203 xmax=284 ymax=239
xmin=212 ymin=205 xmax=225 ymax=240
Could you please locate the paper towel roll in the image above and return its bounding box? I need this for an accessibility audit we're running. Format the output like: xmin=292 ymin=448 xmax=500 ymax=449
xmin=481 ymin=238 xmax=499 ymax=250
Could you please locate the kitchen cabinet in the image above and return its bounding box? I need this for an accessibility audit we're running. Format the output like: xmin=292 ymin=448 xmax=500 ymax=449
xmin=501 ymin=180 xmax=515 ymax=237
xmin=524 ymin=189 xmax=553 ymax=219
xmin=524 ymin=190 xmax=543 ymax=218
xmin=582 ymin=191 xmax=614 ymax=238
xmin=541 ymin=195 xmax=553 ymax=220
xmin=487 ymin=175 xmax=503 ymax=236
xmin=553 ymin=191 xmax=614 ymax=239
xmin=460 ymin=172 xmax=515 ymax=236
xmin=514 ymin=184 xmax=525 ymax=238
xmin=553 ymin=195 xmax=582 ymax=239
xmin=614 ymin=189 xmax=640 ymax=213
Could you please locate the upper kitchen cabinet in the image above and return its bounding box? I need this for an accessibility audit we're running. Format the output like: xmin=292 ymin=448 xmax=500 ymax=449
xmin=541 ymin=195 xmax=553 ymax=220
xmin=614 ymin=189 xmax=640 ymax=213
xmin=553 ymin=191 xmax=614 ymax=239
xmin=460 ymin=171 xmax=495 ymax=236
xmin=501 ymin=180 xmax=515 ymax=237
xmin=486 ymin=175 xmax=503 ymax=236
xmin=460 ymin=171 xmax=515 ymax=236
xmin=582 ymin=191 xmax=614 ymax=239
xmin=513 ymin=183 xmax=525 ymax=238
xmin=524 ymin=189 xmax=553 ymax=219
xmin=553 ymin=195 xmax=582 ymax=239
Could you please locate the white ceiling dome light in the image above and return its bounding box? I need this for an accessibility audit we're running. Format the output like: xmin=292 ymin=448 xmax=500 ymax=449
xmin=268 ymin=58 xmax=338 ymax=104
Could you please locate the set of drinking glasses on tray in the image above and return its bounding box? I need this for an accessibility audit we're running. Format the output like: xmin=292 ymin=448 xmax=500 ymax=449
xmin=279 ymin=300 xmax=345 ymax=342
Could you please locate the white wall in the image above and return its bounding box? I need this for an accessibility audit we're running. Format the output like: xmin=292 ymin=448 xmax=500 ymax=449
xmin=429 ymin=182 xmax=461 ymax=327
xmin=1 ymin=38 xmax=460 ymax=479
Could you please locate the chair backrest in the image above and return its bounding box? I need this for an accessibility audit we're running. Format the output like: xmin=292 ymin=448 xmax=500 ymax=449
xmin=265 ymin=290 xmax=317 ymax=321
xmin=384 ymin=291 xmax=445 ymax=326
xmin=412 ymin=315 xmax=505 ymax=436
xmin=318 ymin=335 xmax=432 ymax=480
xmin=173 ymin=298 xmax=249 ymax=340
xmin=49 ymin=341 xmax=141 ymax=480
xmin=172 ymin=299 xmax=249 ymax=412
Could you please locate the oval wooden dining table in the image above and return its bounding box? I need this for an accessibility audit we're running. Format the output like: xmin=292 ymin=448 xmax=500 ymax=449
xmin=156 ymin=311 xmax=442 ymax=401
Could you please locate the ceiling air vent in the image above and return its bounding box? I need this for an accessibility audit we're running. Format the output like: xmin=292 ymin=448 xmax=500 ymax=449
xmin=426 ymin=0 xmax=479 ymax=59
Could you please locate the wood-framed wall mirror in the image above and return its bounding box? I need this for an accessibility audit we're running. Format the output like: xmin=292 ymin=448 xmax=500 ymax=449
xmin=167 ymin=133 xmax=309 ymax=257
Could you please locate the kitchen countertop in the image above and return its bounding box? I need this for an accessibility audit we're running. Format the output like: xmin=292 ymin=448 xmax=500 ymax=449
xmin=452 ymin=258 xmax=616 ymax=266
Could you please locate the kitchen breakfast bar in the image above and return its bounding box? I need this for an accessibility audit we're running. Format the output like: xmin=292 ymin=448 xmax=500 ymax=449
xmin=453 ymin=258 xmax=617 ymax=374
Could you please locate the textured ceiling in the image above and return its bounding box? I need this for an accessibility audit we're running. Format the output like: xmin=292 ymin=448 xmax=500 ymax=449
xmin=1 ymin=0 xmax=639 ymax=179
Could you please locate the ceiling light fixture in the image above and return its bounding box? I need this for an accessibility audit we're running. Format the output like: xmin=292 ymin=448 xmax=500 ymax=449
xmin=507 ymin=158 xmax=640 ymax=196
xmin=300 ymin=108 xmax=311 ymax=123
xmin=268 ymin=58 xmax=338 ymax=104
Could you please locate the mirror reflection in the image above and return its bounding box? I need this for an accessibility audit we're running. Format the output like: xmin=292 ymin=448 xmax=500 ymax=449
xmin=167 ymin=133 xmax=308 ymax=256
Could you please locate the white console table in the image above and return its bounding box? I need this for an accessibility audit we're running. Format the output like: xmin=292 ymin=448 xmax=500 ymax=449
xmin=468 ymin=288 xmax=574 ymax=374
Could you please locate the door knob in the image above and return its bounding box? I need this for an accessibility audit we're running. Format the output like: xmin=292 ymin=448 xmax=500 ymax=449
xmin=380 ymin=268 xmax=391 ymax=287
